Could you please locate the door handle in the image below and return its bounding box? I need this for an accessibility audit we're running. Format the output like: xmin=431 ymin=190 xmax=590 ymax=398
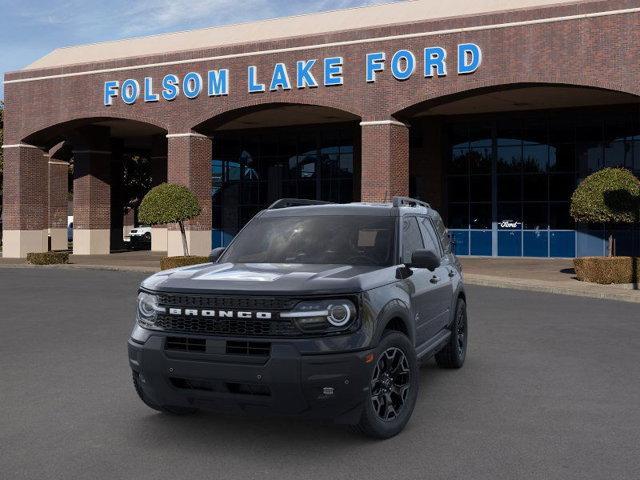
xmin=448 ymin=269 xmax=456 ymax=278
xmin=430 ymin=275 xmax=440 ymax=284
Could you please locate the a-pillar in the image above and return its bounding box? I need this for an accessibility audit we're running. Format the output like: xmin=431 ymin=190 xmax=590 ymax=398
xmin=150 ymin=134 xmax=168 ymax=252
xmin=1 ymin=143 xmax=49 ymax=258
xmin=72 ymin=127 xmax=112 ymax=255
xmin=166 ymin=132 xmax=212 ymax=256
xmin=48 ymin=146 xmax=69 ymax=251
xmin=360 ymin=120 xmax=410 ymax=202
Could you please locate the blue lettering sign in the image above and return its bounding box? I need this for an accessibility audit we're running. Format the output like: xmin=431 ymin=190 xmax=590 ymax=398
xmin=144 ymin=77 xmax=159 ymax=102
xmin=390 ymin=50 xmax=415 ymax=81
xmin=248 ymin=66 xmax=265 ymax=93
xmin=161 ymin=74 xmax=179 ymax=101
xmin=183 ymin=72 xmax=203 ymax=99
xmin=270 ymin=63 xmax=292 ymax=91
xmin=424 ymin=47 xmax=447 ymax=77
xmin=458 ymin=43 xmax=482 ymax=74
xmin=104 ymin=81 xmax=119 ymax=106
xmin=121 ymin=79 xmax=140 ymax=104
xmin=208 ymin=69 xmax=229 ymax=96
xmin=296 ymin=60 xmax=318 ymax=89
xmin=324 ymin=57 xmax=343 ymax=86
xmin=101 ymin=45 xmax=483 ymax=105
xmin=366 ymin=52 xmax=385 ymax=83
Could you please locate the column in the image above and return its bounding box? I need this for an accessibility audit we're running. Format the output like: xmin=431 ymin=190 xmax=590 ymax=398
xmin=166 ymin=132 xmax=212 ymax=257
xmin=110 ymin=143 xmax=124 ymax=251
xmin=150 ymin=134 xmax=168 ymax=252
xmin=1 ymin=144 xmax=49 ymax=258
xmin=48 ymin=157 xmax=69 ymax=251
xmin=360 ymin=120 xmax=410 ymax=202
xmin=72 ymin=127 xmax=112 ymax=255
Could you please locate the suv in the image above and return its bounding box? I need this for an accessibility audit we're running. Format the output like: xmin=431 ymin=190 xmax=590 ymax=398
xmin=128 ymin=197 xmax=467 ymax=438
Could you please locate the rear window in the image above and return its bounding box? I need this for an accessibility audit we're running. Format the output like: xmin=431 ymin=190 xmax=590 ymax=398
xmin=432 ymin=214 xmax=451 ymax=254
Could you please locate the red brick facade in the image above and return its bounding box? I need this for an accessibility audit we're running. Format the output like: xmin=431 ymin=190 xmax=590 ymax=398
xmin=2 ymin=0 xmax=640 ymax=255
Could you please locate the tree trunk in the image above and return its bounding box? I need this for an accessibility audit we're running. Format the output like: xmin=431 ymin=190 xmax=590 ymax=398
xmin=608 ymin=234 xmax=613 ymax=257
xmin=178 ymin=221 xmax=189 ymax=256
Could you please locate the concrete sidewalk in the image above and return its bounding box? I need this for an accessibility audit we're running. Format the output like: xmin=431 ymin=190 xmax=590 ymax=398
xmin=461 ymin=257 xmax=640 ymax=303
xmin=1 ymin=251 xmax=639 ymax=303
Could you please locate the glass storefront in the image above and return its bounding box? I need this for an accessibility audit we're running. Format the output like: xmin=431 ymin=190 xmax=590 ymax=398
xmin=211 ymin=123 xmax=358 ymax=247
xmin=444 ymin=106 xmax=640 ymax=257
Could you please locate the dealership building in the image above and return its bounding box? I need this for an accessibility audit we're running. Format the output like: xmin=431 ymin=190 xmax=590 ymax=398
xmin=3 ymin=0 xmax=640 ymax=258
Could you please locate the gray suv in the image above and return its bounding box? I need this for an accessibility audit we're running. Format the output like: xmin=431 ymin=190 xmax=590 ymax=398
xmin=128 ymin=197 xmax=467 ymax=438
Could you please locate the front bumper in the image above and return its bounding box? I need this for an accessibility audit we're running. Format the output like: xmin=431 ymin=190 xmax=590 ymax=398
xmin=128 ymin=334 xmax=374 ymax=423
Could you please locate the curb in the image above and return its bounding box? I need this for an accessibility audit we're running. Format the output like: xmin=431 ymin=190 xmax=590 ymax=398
xmin=464 ymin=273 xmax=640 ymax=304
xmin=0 ymin=263 xmax=159 ymax=274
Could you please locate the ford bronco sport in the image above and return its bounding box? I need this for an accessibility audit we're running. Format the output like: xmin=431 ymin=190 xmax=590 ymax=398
xmin=128 ymin=197 xmax=467 ymax=438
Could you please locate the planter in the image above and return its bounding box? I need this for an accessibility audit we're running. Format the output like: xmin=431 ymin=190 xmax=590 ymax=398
xmin=160 ymin=256 xmax=209 ymax=270
xmin=573 ymin=256 xmax=640 ymax=284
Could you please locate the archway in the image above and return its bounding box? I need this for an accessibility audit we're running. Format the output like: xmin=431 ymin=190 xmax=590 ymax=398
xmin=21 ymin=117 xmax=167 ymax=255
xmin=193 ymin=103 xmax=361 ymax=247
xmin=397 ymin=84 xmax=640 ymax=258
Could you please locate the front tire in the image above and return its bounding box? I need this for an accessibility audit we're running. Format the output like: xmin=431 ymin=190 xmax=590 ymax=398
xmin=355 ymin=331 xmax=419 ymax=439
xmin=435 ymin=298 xmax=468 ymax=369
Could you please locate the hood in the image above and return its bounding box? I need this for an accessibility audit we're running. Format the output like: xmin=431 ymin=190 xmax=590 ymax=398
xmin=141 ymin=262 xmax=398 ymax=295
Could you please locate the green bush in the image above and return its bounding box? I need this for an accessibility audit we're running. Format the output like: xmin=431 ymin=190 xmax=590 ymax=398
xmin=574 ymin=256 xmax=640 ymax=284
xmin=27 ymin=251 xmax=70 ymax=265
xmin=139 ymin=183 xmax=202 ymax=256
xmin=160 ymin=256 xmax=209 ymax=270
xmin=570 ymin=168 xmax=640 ymax=224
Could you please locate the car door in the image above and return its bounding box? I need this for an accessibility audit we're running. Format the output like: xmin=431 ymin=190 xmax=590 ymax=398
xmin=418 ymin=216 xmax=455 ymax=332
xmin=400 ymin=216 xmax=441 ymax=347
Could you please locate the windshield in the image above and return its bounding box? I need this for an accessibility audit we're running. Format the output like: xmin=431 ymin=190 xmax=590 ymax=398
xmin=220 ymin=215 xmax=397 ymax=266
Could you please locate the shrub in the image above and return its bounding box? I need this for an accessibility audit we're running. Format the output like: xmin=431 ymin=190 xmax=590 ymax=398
xmin=574 ymin=256 xmax=640 ymax=284
xmin=570 ymin=168 xmax=640 ymax=256
xmin=139 ymin=183 xmax=202 ymax=256
xmin=27 ymin=251 xmax=70 ymax=265
xmin=571 ymin=168 xmax=640 ymax=223
xmin=160 ymin=256 xmax=209 ymax=270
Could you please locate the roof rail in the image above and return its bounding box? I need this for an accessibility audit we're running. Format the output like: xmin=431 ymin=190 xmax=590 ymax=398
xmin=392 ymin=196 xmax=431 ymax=209
xmin=267 ymin=198 xmax=333 ymax=210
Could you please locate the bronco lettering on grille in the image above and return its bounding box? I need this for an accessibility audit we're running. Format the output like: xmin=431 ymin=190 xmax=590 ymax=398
xmin=167 ymin=308 xmax=272 ymax=319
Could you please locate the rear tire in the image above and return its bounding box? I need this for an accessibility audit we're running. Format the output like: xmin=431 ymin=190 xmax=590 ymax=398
xmin=435 ymin=298 xmax=467 ymax=369
xmin=132 ymin=372 xmax=198 ymax=415
xmin=354 ymin=331 xmax=419 ymax=439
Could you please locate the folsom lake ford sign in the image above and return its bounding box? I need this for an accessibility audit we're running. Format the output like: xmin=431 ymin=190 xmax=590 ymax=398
xmin=103 ymin=43 xmax=482 ymax=106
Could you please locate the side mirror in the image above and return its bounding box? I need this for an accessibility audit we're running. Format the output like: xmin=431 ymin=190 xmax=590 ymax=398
xmin=209 ymin=247 xmax=226 ymax=263
xmin=410 ymin=249 xmax=441 ymax=271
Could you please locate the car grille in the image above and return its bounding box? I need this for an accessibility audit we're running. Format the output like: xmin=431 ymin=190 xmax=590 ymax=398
xmin=154 ymin=315 xmax=299 ymax=337
xmin=157 ymin=294 xmax=297 ymax=311
xmin=165 ymin=337 xmax=206 ymax=352
xmin=155 ymin=294 xmax=300 ymax=337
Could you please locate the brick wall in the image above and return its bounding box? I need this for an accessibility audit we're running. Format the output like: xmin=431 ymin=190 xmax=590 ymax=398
xmin=2 ymin=0 xmax=640 ymax=237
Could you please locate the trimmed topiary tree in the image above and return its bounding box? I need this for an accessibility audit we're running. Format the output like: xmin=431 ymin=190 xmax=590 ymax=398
xmin=138 ymin=183 xmax=202 ymax=256
xmin=570 ymin=168 xmax=640 ymax=256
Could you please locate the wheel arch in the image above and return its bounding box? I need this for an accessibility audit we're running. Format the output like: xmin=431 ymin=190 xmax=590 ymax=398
xmin=373 ymin=299 xmax=414 ymax=346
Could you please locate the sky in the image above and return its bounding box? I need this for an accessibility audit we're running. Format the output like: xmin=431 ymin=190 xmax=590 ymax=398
xmin=0 ymin=0 xmax=400 ymax=100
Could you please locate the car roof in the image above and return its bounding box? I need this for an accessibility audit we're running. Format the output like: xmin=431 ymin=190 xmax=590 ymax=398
xmin=260 ymin=202 xmax=435 ymax=218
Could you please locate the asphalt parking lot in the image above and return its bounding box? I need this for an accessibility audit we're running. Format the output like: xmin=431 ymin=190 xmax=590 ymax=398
xmin=1 ymin=268 xmax=639 ymax=480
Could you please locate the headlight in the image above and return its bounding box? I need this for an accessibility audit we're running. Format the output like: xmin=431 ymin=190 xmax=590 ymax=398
xmin=136 ymin=292 xmax=166 ymax=330
xmin=281 ymin=299 xmax=357 ymax=334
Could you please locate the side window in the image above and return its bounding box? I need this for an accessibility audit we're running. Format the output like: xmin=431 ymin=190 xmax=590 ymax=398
xmin=402 ymin=217 xmax=424 ymax=264
xmin=432 ymin=213 xmax=451 ymax=254
xmin=418 ymin=217 xmax=442 ymax=256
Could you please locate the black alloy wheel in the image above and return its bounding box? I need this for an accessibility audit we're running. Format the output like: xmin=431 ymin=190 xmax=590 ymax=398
xmin=370 ymin=347 xmax=411 ymax=421
xmin=435 ymin=298 xmax=467 ymax=369
xmin=354 ymin=331 xmax=419 ymax=439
